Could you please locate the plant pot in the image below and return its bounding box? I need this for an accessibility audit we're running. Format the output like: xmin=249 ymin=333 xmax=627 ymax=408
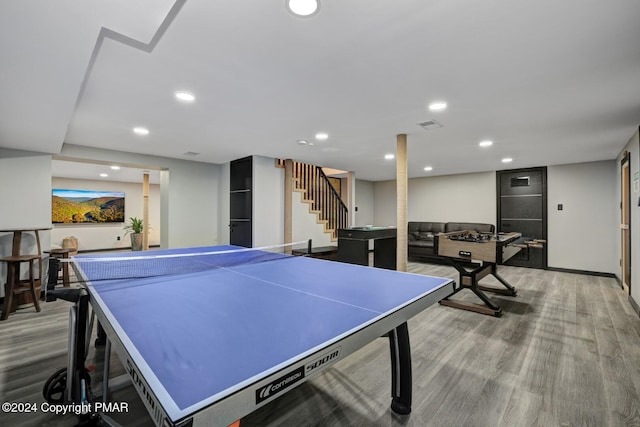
xmin=130 ymin=233 xmax=143 ymax=251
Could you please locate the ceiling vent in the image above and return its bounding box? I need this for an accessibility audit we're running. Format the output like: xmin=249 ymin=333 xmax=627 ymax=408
xmin=418 ymin=120 xmax=443 ymax=131
xmin=183 ymin=151 xmax=200 ymax=156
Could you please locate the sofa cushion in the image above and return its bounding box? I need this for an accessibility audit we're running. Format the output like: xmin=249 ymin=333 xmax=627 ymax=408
xmin=416 ymin=232 xmax=434 ymax=240
xmin=408 ymin=240 xmax=434 ymax=248
xmin=408 ymin=222 xmax=446 ymax=234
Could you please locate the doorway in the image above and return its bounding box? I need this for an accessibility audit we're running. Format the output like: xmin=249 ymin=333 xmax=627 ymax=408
xmin=497 ymin=167 xmax=548 ymax=269
xmin=621 ymin=152 xmax=631 ymax=294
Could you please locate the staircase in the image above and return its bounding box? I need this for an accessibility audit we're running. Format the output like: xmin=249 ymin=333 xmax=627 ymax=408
xmin=278 ymin=159 xmax=348 ymax=241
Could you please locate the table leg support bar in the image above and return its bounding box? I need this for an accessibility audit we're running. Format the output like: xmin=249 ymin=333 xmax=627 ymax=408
xmin=439 ymin=287 xmax=503 ymax=317
xmin=388 ymin=322 xmax=412 ymax=415
xmin=476 ymin=265 xmax=517 ymax=296
xmin=438 ymin=261 xmax=516 ymax=317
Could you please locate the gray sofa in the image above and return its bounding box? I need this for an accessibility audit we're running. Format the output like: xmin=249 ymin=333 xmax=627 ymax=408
xmin=408 ymin=221 xmax=495 ymax=258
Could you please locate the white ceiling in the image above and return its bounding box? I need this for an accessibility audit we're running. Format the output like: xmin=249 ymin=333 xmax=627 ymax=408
xmin=2 ymin=0 xmax=639 ymax=182
xmin=51 ymin=160 xmax=161 ymax=184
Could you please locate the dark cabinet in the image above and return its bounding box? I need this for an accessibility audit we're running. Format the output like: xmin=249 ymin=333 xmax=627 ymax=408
xmin=230 ymin=156 xmax=252 ymax=247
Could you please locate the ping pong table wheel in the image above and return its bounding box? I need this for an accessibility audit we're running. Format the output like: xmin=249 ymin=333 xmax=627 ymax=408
xmin=43 ymin=367 xmax=93 ymax=405
xmin=391 ymin=398 xmax=411 ymax=415
xmin=43 ymin=367 xmax=67 ymax=404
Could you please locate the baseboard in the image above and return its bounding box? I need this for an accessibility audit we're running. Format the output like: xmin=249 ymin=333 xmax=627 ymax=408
xmin=629 ymin=295 xmax=640 ymax=318
xmin=546 ymin=267 xmax=616 ymax=278
xmin=408 ymin=255 xmax=451 ymax=266
xmin=613 ymin=274 xmax=622 ymax=287
xmin=77 ymin=245 xmax=161 ymax=254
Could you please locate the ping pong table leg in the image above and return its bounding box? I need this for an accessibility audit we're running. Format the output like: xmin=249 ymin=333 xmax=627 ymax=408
xmin=102 ymin=338 xmax=111 ymax=402
xmin=388 ymin=322 xmax=412 ymax=415
xmin=95 ymin=322 xmax=107 ymax=347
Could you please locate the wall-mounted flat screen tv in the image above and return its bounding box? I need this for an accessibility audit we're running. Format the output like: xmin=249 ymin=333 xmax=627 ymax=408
xmin=52 ymin=189 xmax=125 ymax=224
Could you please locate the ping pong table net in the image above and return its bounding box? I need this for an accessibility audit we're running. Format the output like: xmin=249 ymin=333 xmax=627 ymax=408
xmin=52 ymin=242 xmax=310 ymax=284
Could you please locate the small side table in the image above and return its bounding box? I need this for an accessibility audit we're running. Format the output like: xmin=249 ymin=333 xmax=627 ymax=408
xmin=0 ymin=227 xmax=51 ymax=309
xmin=1 ymin=255 xmax=42 ymax=320
xmin=47 ymin=248 xmax=73 ymax=287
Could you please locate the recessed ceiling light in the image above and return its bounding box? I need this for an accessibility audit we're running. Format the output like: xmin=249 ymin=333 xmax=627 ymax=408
xmin=502 ymin=157 xmax=513 ymax=163
xmin=479 ymin=140 xmax=493 ymax=148
xmin=110 ymin=165 xmax=121 ymax=170
xmin=175 ymin=91 xmax=195 ymax=102
xmin=315 ymin=132 xmax=329 ymax=141
xmin=297 ymin=139 xmax=314 ymax=146
xmin=424 ymin=166 xmax=433 ymax=171
xmin=385 ymin=154 xmax=395 ymax=160
xmin=133 ymin=127 xmax=149 ymax=136
xmin=287 ymin=0 xmax=319 ymax=17
xmin=100 ymin=173 xmax=108 ymax=177
xmin=428 ymin=101 xmax=447 ymax=112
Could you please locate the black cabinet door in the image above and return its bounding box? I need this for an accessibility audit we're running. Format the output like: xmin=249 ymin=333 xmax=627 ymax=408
xmin=229 ymin=220 xmax=252 ymax=248
xmin=497 ymin=167 xmax=547 ymax=269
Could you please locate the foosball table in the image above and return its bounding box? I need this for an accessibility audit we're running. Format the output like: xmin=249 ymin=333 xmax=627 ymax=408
xmin=435 ymin=230 xmax=545 ymax=316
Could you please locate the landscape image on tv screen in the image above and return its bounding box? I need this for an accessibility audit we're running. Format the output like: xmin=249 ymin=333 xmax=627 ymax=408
xmin=52 ymin=189 xmax=125 ymax=224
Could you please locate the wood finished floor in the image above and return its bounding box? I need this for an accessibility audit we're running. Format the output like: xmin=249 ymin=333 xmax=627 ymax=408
xmin=1 ymin=261 xmax=640 ymax=427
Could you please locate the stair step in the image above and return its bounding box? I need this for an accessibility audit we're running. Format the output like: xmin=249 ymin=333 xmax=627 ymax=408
xmin=288 ymin=160 xmax=347 ymax=244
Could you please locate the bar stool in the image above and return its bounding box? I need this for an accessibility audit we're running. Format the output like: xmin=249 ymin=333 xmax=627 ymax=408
xmin=47 ymin=248 xmax=73 ymax=288
xmin=1 ymin=254 xmax=41 ymax=320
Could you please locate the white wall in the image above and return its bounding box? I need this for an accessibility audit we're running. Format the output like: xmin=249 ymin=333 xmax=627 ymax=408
xmin=0 ymin=153 xmax=52 ymax=234
xmin=253 ymin=156 xmax=335 ymax=247
xmin=292 ymin=190 xmax=333 ymax=247
xmin=374 ymin=171 xmax=496 ymax=226
xmin=253 ymin=156 xmax=284 ymax=246
xmin=0 ymin=150 xmax=52 ymax=297
xmin=548 ymin=161 xmax=617 ymax=273
xmin=373 ymin=180 xmax=397 ymax=226
xmin=60 ymin=144 xmax=220 ymax=249
xmin=372 ymin=165 xmax=619 ymax=274
xmin=218 ymin=156 xmax=337 ymax=248
xmin=408 ymin=172 xmax=496 ymax=224
xmin=161 ymin=160 xmax=220 ymax=248
xmin=617 ymin=128 xmax=640 ymax=307
xmin=354 ymin=179 xmax=374 ymax=226
xmin=51 ymin=177 xmax=161 ymax=251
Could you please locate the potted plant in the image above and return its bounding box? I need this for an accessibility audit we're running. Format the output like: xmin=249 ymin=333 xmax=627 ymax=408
xmin=123 ymin=217 xmax=145 ymax=251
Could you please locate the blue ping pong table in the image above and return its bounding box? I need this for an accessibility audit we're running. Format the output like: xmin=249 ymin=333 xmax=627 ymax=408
xmin=58 ymin=245 xmax=453 ymax=426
